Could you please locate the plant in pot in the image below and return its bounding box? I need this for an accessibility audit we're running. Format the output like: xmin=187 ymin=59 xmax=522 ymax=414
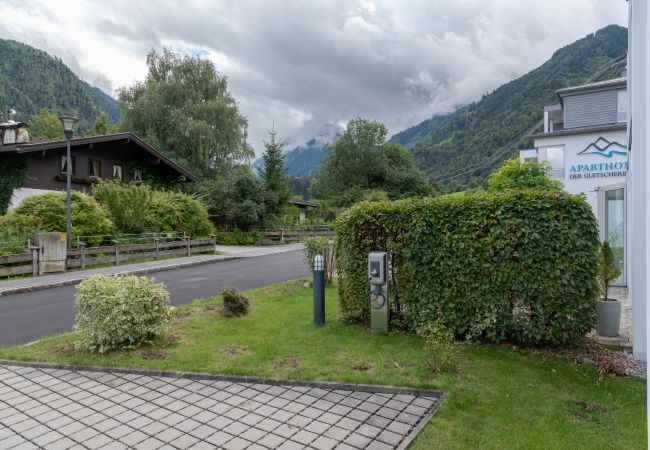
xmin=596 ymin=241 xmax=622 ymax=337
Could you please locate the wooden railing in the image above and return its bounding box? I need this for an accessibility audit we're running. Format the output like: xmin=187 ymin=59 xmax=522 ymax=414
xmin=261 ymin=227 xmax=333 ymax=243
xmin=0 ymin=236 xmax=218 ymax=278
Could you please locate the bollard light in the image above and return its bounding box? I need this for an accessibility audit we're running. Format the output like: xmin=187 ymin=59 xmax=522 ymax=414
xmin=313 ymin=254 xmax=325 ymax=325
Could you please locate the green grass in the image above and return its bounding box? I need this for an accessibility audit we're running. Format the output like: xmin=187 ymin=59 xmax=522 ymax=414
xmin=0 ymin=279 xmax=645 ymax=449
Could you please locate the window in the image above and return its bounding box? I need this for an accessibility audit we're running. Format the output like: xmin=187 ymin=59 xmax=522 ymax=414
xmin=604 ymin=187 xmax=625 ymax=284
xmin=89 ymin=160 xmax=101 ymax=178
xmin=134 ymin=169 xmax=142 ymax=183
xmin=60 ymin=156 xmax=76 ymax=175
xmin=540 ymin=145 xmax=565 ymax=178
xmin=112 ymin=164 xmax=124 ymax=181
xmin=523 ymin=157 xmax=538 ymax=163
xmin=617 ymin=90 xmax=628 ymax=123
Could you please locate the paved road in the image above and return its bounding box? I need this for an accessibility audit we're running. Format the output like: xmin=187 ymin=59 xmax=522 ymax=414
xmin=0 ymin=250 xmax=309 ymax=347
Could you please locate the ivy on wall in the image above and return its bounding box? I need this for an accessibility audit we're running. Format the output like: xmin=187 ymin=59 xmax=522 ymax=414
xmin=0 ymin=154 xmax=28 ymax=215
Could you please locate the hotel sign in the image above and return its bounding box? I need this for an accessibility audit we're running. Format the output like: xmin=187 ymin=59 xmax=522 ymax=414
xmin=569 ymin=137 xmax=628 ymax=179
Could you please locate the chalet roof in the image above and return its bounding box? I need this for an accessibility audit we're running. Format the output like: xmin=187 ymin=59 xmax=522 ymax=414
xmin=290 ymin=199 xmax=318 ymax=208
xmin=0 ymin=132 xmax=197 ymax=181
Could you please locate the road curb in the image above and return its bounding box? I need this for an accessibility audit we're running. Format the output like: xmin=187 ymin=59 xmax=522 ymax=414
xmin=0 ymin=255 xmax=243 ymax=297
xmin=0 ymin=358 xmax=445 ymax=399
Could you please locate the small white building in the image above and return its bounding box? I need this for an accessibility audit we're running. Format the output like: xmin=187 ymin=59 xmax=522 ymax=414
xmin=520 ymin=77 xmax=628 ymax=286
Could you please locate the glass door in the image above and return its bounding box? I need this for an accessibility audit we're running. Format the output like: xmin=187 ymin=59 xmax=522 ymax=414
xmin=601 ymin=185 xmax=625 ymax=285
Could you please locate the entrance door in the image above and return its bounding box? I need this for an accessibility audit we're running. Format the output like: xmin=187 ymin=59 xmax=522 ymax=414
xmin=599 ymin=184 xmax=626 ymax=285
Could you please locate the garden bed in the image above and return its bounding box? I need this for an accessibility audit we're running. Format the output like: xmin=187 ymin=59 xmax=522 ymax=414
xmin=0 ymin=280 xmax=645 ymax=449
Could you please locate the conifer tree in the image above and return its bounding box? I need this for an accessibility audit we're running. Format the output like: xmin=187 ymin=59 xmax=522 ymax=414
xmin=259 ymin=128 xmax=290 ymax=216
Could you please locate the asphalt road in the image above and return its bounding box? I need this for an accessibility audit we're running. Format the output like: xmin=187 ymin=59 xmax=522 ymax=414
xmin=0 ymin=250 xmax=310 ymax=347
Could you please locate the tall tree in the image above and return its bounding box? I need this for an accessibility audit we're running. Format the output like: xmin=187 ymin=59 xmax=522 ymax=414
xmin=310 ymin=118 xmax=430 ymax=205
xmin=28 ymin=108 xmax=63 ymax=139
xmin=118 ymin=48 xmax=253 ymax=177
xmin=259 ymin=128 xmax=290 ymax=215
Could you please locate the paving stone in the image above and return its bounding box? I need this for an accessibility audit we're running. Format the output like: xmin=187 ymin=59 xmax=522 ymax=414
xmin=0 ymin=363 xmax=438 ymax=450
xmin=204 ymin=430 xmax=234 ymax=447
xmin=258 ymin=432 xmax=285 ymax=449
xmin=292 ymin=429 xmax=318 ymax=445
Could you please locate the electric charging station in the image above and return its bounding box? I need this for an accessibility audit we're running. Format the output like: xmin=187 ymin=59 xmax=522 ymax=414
xmin=368 ymin=252 xmax=389 ymax=334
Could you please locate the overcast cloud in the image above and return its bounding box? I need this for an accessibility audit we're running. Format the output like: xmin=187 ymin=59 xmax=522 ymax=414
xmin=0 ymin=0 xmax=627 ymax=154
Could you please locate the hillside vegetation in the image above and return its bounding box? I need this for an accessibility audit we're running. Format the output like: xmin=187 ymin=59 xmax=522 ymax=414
xmin=0 ymin=39 xmax=119 ymax=128
xmin=398 ymin=25 xmax=627 ymax=191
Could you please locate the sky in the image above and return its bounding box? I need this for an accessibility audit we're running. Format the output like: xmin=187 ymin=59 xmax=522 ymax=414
xmin=0 ymin=0 xmax=628 ymax=155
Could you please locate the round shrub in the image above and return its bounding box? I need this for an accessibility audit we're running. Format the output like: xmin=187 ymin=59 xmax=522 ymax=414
xmin=143 ymin=191 xmax=214 ymax=237
xmin=74 ymin=275 xmax=174 ymax=353
xmin=221 ymin=287 xmax=250 ymax=317
xmin=1 ymin=191 xmax=115 ymax=243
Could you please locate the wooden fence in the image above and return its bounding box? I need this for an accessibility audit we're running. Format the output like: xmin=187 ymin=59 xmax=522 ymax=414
xmin=0 ymin=236 xmax=218 ymax=278
xmin=260 ymin=227 xmax=334 ymax=243
xmin=0 ymin=228 xmax=335 ymax=278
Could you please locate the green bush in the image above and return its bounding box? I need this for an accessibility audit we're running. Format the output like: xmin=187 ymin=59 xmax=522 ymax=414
xmin=93 ymin=181 xmax=154 ymax=233
xmin=74 ymin=275 xmax=174 ymax=353
xmin=0 ymin=192 xmax=115 ymax=245
xmin=221 ymin=287 xmax=250 ymax=317
xmin=336 ymin=191 xmax=600 ymax=346
xmin=302 ymin=236 xmax=335 ymax=283
xmin=142 ymin=191 xmax=214 ymax=237
xmin=216 ymin=229 xmax=262 ymax=245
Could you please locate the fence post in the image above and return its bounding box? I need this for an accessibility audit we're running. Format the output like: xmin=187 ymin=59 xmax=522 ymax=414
xmin=280 ymin=228 xmax=284 ymax=244
xmin=79 ymin=242 xmax=86 ymax=270
xmin=30 ymin=246 xmax=39 ymax=277
xmin=185 ymin=234 xmax=191 ymax=256
xmin=210 ymin=234 xmax=217 ymax=253
xmin=112 ymin=240 xmax=120 ymax=266
xmin=154 ymin=238 xmax=160 ymax=260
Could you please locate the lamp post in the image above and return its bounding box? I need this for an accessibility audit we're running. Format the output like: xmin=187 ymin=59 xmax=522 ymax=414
xmin=313 ymin=254 xmax=325 ymax=325
xmin=59 ymin=115 xmax=78 ymax=249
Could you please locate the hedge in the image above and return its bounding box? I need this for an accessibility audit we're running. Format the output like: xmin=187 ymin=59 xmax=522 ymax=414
xmin=335 ymin=192 xmax=601 ymax=346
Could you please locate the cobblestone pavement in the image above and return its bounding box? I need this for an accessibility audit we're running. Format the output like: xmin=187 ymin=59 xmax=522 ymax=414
xmin=0 ymin=365 xmax=441 ymax=449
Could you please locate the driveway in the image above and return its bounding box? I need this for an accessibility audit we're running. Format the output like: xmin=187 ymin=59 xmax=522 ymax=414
xmin=0 ymin=250 xmax=310 ymax=347
xmin=0 ymin=363 xmax=441 ymax=449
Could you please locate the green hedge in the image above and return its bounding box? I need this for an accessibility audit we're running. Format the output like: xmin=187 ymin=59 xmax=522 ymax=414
xmin=335 ymin=192 xmax=600 ymax=346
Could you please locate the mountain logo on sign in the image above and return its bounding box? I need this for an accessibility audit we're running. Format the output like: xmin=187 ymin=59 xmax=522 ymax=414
xmin=578 ymin=137 xmax=628 ymax=158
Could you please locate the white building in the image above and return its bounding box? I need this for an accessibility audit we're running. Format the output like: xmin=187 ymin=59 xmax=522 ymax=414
xmin=520 ymin=77 xmax=628 ymax=286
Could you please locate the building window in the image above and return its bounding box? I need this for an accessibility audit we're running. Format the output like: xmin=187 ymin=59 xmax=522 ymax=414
xmin=60 ymin=156 xmax=76 ymax=175
xmin=112 ymin=164 xmax=124 ymax=181
xmin=523 ymin=157 xmax=538 ymax=163
xmin=89 ymin=160 xmax=101 ymax=178
xmin=134 ymin=169 xmax=142 ymax=183
xmin=617 ymin=90 xmax=628 ymax=123
xmin=605 ymin=187 xmax=625 ymax=284
xmin=540 ymin=145 xmax=565 ymax=178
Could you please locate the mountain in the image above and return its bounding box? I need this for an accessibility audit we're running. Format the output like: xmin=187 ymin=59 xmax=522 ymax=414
xmin=253 ymin=136 xmax=333 ymax=177
xmin=395 ymin=25 xmax=628 ymax=191
xmin=390 ymin=106 xmax=467 ymax=148
xmin=0 ymin=39 xmax=119 ymax=128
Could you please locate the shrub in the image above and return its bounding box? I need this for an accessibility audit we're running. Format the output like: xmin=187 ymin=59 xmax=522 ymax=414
xmin=597 ymin=241 xmax=621 ymax=301
xmin=418 ymin=323 xmax=460 ymax=373
xmin=221 ymin=287 xmax=250 ymax=317
xmin=302 ymin=236 xmax=335 ymax=283
xmin=143 ymin=191 xmax=214 ymax=237
xmin=1 ymin=192 xmax=115 ymax=245
xmin=217 ymin=229 xmax=262 ymax=245
xmin=336 ymin=191 xmax=600 ymax=346
xmin=488 ymin=159 xmax=564 ymax=193
xmin=74 ymin=275 xmax=174 ymax=353
xmin=93 ymin=180 xmax=154 ymax=233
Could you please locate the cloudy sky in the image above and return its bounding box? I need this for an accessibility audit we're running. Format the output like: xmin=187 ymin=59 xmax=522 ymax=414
xmin=0 ymin=0 xmax=627 ymax=155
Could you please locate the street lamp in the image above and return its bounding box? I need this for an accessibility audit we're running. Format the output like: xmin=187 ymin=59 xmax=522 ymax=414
xmin=59 ymin=115 xmax=78 ymax=249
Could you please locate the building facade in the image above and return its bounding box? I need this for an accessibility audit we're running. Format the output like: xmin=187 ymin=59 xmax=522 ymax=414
xmin=520 ymin=77 xmax=628 ymax=286
xmin=0 ymin=131 xmax=197 ymax=209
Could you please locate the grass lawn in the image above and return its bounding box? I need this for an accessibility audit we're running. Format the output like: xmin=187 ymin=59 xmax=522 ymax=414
xmin=0 ymin=279 xmax=645 ymax=449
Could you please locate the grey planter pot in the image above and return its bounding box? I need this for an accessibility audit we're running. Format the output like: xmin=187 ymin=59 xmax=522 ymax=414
xmin=596 ymin=299 xmax=621 ymax=337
